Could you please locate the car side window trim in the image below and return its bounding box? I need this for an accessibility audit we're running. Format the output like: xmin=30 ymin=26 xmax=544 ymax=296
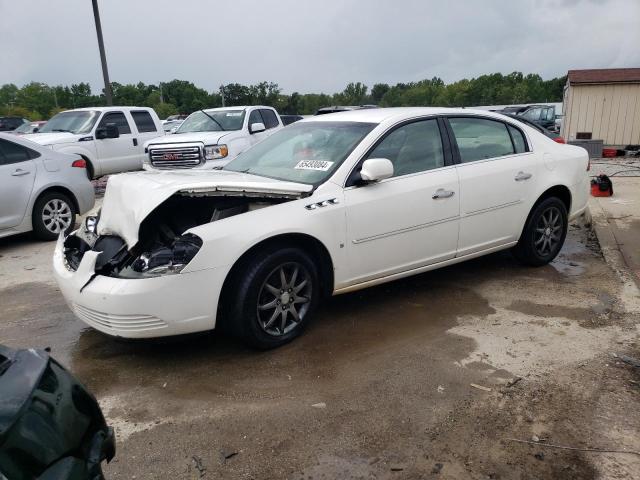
xmin=344 ymin=115 xmax=452 ymax=188
xmin=443 ymin=114 xmax=531 ymax=166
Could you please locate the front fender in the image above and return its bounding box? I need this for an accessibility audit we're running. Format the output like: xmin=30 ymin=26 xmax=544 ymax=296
xmin=182 ymin=191 xmax=347 ymax=282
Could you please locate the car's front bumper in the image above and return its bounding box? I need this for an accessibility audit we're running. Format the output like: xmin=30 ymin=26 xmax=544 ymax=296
xmin=53 ymin=236 xmax=225 ymax=338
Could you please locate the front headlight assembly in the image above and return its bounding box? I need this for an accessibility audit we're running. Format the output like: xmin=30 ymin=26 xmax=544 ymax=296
xmin=203 ymin=144 xmax=228 ymax=160
xmin=120 ymin=233 xmax=203 ymax=278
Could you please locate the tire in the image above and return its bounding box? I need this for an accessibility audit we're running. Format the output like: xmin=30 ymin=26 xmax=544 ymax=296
xmin=513 ymin=197 xmax=568 ymax=266
xmin=226 ymin=246 xmax=320 ymax=349
xmin=32 ymin=192 xmax=77 ymax=241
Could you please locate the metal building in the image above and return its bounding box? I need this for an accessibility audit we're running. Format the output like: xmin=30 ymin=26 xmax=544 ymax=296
xmin=562 ymin=68 xmax=640 ymax=146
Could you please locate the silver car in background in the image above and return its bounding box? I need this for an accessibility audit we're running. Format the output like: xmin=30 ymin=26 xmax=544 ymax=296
xmin=0 ymin=133 xmax=95 ymax=241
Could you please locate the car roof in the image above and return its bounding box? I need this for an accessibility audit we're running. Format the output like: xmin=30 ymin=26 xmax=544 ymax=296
xmin=301 ymin=107 xmax=513 ymax=124
xmin=200 ymin=105 xmax=275 ymax=113
xmin=66 ymin=106 xmax=154 ymax=112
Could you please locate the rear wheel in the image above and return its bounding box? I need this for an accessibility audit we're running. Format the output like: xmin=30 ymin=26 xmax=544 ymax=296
xmin=32 ymin=192 xmax=76 ymax=241
xmin=513 ymin=197 xmax=567 ymax=266
xmin=226 ymin=247 xmax=319 ymax=349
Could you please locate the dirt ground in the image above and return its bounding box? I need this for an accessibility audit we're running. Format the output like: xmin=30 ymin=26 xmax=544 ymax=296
xmin=1 ymin=218 xmax=639 ymax=479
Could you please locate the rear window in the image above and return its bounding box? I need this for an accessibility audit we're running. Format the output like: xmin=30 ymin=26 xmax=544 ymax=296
xmin=131 ymin=111 xmax=157 ymax=133
xmin=449 ymin=117 xmax=515 ymax=163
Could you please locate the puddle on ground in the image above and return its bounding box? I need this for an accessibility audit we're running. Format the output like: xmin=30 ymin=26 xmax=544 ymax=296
xmin=65 ymin=274 xmax=495 ymax=399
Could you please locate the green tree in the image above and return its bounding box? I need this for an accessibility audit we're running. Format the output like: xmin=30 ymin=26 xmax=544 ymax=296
xmin=371 ymin=83 xmax=390 ymax=103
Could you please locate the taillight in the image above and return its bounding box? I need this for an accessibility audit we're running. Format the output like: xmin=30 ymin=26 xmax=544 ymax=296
xmin=553 ymin=137 xmax=565 ymax=144
xmin=72 ymin=158 xmax=86 ymax=168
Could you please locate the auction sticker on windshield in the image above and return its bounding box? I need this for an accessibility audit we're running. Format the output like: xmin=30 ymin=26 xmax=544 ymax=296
xmin=294 ymin=160 xmax=334 ymax=171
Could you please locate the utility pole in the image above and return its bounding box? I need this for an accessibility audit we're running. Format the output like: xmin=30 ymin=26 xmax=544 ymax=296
xmin=91 ymin=0 xmax=113 ymax=105
xmin=220 ymin=85 xmax=226 ymax=107
xmin=159 ymin=82 xmax=164 ymax=104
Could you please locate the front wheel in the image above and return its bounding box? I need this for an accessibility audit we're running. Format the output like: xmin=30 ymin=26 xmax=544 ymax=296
xmin=32 ymin=192 xmax=76 ymax=241
xmin=513 ymin=197 xmax=568 ymax=266
xmin=227 ymin=247 xmax=320 ymax=349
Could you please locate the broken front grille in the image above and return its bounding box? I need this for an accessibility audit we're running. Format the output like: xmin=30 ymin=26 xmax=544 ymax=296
xmin=149 ymin=142 xmax=202 ymax=168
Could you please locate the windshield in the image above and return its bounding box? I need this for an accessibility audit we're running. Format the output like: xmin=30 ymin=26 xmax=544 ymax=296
xmin=14 ymin=122 xmax=36 ymax=133
xmin=39 ymin=111 xmax=100 ymax=134
xmin=224 ymin=121 xmax=376 ymax=185
xmin=176 ymin=110 xmax=245 ymax=133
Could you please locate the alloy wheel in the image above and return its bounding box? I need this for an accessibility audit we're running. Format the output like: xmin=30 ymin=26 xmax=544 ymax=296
xmin=534 ymin=206 xmax=562 ymax=256
xmin=257 ymin=262 xmax=312 ymax=336
xmin=42 ymin=199 xmax=72 ymax=234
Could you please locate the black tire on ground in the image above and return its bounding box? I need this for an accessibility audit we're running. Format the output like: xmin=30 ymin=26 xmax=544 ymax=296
xmin=512 ymin=196 xmax=568 ymax=267
xmin=32 ymin=191 xmax=77 ymax=241
xmin=225 ymin=246 xmax=320 ymax=349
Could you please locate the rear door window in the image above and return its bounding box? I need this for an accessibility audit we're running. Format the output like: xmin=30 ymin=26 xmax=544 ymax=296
xmin=449 ymin=117 xmax=515 ymax=163
xmin=259 ymin=109 xmax=280 ymax=129
xmin=0 ymin=139 xmax=38 ymax=165
xmin=131 ymin=111 xmax=157 ymax=133
xmin=98 ymin=112 xmax=132 ymax=135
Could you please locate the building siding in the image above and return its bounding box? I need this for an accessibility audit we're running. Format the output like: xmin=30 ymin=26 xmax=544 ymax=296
xmin=562 ymin=83 xmax=640 ymax=145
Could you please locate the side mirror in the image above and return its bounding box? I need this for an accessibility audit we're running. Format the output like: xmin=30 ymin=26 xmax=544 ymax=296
xmin=360 ymin=158 xmax=394 ymax=183
xmin=249 ymin=122 xmax=266 ymax=134
xmin=33 ymin=127 xmax=39 ymax=133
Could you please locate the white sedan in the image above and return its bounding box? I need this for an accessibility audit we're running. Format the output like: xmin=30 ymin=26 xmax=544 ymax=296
xmin=54 ymin=108 xmax=590 ymax=349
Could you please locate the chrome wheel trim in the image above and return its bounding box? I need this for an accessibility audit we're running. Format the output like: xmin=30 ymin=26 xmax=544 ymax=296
xmin=257 ymin=262 xmax=312 ymax=337
xmin=42 ymin=198 xmax=72 ymax=234
xmin=534 ymin=206 xmax=562 ymax=256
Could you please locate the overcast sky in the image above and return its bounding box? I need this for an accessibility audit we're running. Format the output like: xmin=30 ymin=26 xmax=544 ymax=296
xmin=1 ymin=0 xmax=639 ymax=94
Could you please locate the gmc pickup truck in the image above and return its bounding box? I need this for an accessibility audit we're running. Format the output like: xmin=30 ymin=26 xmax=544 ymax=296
xmin=26 ymin=107 xmax=164 ymax=178
xmin=143 ymin=106 xmax=283 ymax=170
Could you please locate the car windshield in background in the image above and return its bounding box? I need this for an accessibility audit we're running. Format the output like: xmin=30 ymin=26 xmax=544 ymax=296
xmin=224 ymin=121 xmax=376 ymax=185
xmin=176 ymin=110 xmax=246 ymax=133
xmin=13 ymin=122 xmax=36 ymax=133
xmin=39 ymin=111 xmax=100 ymax=134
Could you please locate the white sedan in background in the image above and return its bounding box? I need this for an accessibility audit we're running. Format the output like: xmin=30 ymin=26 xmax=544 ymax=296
xmin=54 ymin=108 xmax=589 ymax=349
xmin=0 ymin=133 xmax=95 ymax=240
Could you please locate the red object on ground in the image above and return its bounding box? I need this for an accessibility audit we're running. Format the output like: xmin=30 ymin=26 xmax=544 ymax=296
xmin=591 ymin=174 xmax=613 ymax=197
xmin=602 ymin=148 xmax=617 ymax=158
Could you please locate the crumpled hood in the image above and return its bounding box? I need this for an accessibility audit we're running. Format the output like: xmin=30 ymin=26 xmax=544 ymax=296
xmin=24 ymin=132 xmax=81 ymax=145
xmin=97 ymin=170 xmax=313 ymax=248
xmin=144 ymin=131 xmax=232 ymax=148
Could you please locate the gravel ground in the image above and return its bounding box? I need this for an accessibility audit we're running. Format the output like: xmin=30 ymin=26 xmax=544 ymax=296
xmin=590 ymin=157 xmax=640 ymax=178
xmin=1 ymin=214 xmax=639 ymax=479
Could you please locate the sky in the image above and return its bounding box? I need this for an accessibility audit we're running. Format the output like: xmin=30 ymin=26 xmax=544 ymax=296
xmin=1 ymin=0 xmax=639 ymax=95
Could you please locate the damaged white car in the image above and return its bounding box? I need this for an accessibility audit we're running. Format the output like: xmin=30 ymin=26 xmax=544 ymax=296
xmin=53 ymin=108 xmax=590 ymax=349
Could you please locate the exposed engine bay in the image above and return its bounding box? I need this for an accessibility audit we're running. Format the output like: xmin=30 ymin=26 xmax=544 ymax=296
xmin=63 ymin=193 xmax=292 ymax=278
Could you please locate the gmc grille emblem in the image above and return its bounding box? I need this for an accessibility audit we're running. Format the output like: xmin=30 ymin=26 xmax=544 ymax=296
xmin=162 ymin=153 xmax=178 ymax=160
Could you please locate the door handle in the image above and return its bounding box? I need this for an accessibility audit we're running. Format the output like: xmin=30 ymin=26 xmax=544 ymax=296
xmin=133 ymin=138 xmax=138 ymax=146
xmin=11 ymin=168 xmax=30 ymax=177
xmin=515 ymin=171 xmax=532 ymax=181
xmin=432 ymin=188 xmax=455 ymax=199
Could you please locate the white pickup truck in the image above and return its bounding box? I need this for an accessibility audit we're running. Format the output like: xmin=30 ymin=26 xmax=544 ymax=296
xmin=143 ymin=106 xmax=283 ymax=170
xmin=26 ymin=107 xmax=164 ymax=179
